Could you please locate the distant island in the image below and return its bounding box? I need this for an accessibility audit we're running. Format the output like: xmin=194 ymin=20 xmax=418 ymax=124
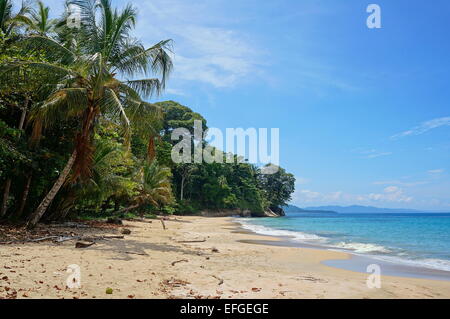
xmin=284 ymin=205 xmax=338 ymax=214
xmin=287 ymin=205 xmax=448 ymax=214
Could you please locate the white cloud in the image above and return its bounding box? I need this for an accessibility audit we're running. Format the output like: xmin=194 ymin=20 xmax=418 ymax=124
xmin=164 ymin=88 xmax=187 ymax=97
xmin=358 ymin=149 xmax=392 ymax=159
xmin=367 ymin=186 xmax=413 ymax=203
xmin=293 ymin=186 xmax=414 ymax=206
xmin=134 ymin=0 xmax=263 ymax=88
xmin=373 ymin=180 xmax=428 ymax=187
xmin=391 ymin=117 xmax=450 ymax=140
xmin=428 ymin=169 xmax=445 ymax=175
xmin=295 ymin=177 xmax=310 ymax=185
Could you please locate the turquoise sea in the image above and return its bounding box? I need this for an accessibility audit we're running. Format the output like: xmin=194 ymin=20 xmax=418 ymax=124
xmin=238 ymin=212 xmax=450 ymax=273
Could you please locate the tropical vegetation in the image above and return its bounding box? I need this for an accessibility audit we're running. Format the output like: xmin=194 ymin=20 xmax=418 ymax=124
xmin=0 ymin=0 xmax=295 ymax=229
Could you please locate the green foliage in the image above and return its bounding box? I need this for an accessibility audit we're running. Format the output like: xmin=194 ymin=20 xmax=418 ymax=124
xmin=0 ymin=0 xmax=296 ymax=223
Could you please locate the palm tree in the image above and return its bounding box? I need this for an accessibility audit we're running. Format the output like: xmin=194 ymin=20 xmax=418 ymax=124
xmin=0 ymin=0 xmax=33 ymax=36
xmin=25 ymin=1 xmax=56 ymax=36
xmin=135 ymin=161 xmax=174 ymax=211
xmin=0 ymin=0 xmax=172 ymax=228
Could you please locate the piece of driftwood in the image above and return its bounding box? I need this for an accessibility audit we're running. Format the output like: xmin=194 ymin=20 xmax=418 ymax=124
xmin=48 ymin=222 xmax=90 ymax=229
xmin=171 ymin=259 xmax=189 ymax=266
xmin=124 ymin=251 xmax=148 ymax=256
xmin=30 ymin=236 xmax=60 ymax=242
xmin=75 ymin=241 xmax=95 ymax=249
xmin=176 ymin=239 xmax=206 ymax=243
xmin=103 ymin=235 xmax=124 ymax=239
xmin=55 ymin=236 xmax=79 ymax=243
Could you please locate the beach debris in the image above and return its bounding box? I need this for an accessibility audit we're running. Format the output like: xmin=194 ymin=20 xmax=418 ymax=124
xmin=211 ymin=247 xmax=219 ymax=253
xmin=75 ymin=241 xmax=95 ymax=249
xmin=103 ymin=235 xmax=124 ymax=239
xmin=160 ymin=218 xmax=167 ymax=230
xmin=298 ymin=276 xmax=328 ymax=283
xmin=162 ymin=278 xmax=191 ymax=288
xmin=121 ymin=229 xmax=132 ymax=235
xmin=123 ymin=251 xmax=148 ymax=256
xmin=212 ymin=275 xmax=224 ymax=286
xmin=105 ymin=288 xmax=113 ymax=294
xmin=251 ymin=288 xmax=262 ymax=292
xmin=106 ymin=217 xmax=123 ymax=225
xmin=176 ymin=239 xmax=206 ymax=243
xmin=171 ymin=259 xmax=189 ymax=266
xmin=48 ymin=222 xmax=90 ymax=229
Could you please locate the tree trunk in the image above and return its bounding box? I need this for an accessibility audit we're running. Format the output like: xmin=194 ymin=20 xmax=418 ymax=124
xmin=0 ymin=179 xmax=12 ymax=219
xmin=27 ymin=150 xmax=77 ymax=229
xmin=115 ymin=204 xmax=140 ymax=215
xmin=15 ymin=174 xmax=32 ymax=219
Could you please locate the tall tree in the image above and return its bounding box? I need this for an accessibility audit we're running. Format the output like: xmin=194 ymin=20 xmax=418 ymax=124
xmin=0 ymin=0 xmax=173 ymax=228
xmin=0 ymin=0 xmax=33 ymax=36
xmin=26 ymin=1 xmax=55 ymax=36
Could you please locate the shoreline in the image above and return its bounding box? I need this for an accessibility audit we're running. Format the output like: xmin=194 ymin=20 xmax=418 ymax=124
xmin=1 ymin=216 xmax=449 ymax=299
xmin=233 ymin=219 xmax=450 ymax=282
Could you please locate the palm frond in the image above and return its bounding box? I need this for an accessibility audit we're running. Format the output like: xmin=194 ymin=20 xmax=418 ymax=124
xmin=15 ymin=35 xmax=76 ymax=64
xmin=29 ymin=87 xmax=88 ymax=139
xmin=126 ymin=78 xmax=162 ymax=99
xmin=99 ymin=87 xmax=131 ymax=143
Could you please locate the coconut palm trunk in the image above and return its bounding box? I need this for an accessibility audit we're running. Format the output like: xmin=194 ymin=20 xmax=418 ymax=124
xmin=26 ymin=150 xmax=77 ymax=229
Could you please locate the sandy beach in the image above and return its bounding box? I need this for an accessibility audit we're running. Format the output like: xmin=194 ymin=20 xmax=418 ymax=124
xmin=1 ymin=216 xmax=449 ymax=299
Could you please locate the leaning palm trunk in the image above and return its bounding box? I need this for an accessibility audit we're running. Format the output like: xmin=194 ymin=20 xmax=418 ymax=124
xmin=27 ymin=150 xmax=77 ymax=229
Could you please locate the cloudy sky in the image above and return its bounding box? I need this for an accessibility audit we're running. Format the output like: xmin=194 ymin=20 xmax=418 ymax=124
xmin=41 ymin=0 xmax=450 ymax=210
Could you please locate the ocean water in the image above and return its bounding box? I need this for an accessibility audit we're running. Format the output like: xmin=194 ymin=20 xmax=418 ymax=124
xmin=237 ymin=212 xmax=450 ymax=272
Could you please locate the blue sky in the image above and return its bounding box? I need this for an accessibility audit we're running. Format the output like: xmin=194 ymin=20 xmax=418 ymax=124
xmin=44 ymin=0 xmax=450 ymax=210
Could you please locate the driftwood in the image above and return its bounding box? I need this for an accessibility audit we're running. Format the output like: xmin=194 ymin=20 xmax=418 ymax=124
xmin=30 ymin=236 xmax=60 ymax=242
xmin=48 ymin=222 xmax=90 ymax=229
xmin=0 ymin=236 xmax=59 ymax=244
xmin=103 ymin=235 xmax=124 ymax=239
xmin=176 ymin=239 xmax=206 ymax=243
xmin=171 ymin=259 xmax=189 ymax=266
xmin=124 ymin=251 xmax=148 ymax=256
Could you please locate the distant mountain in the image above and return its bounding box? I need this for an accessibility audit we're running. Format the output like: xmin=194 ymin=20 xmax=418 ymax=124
xmin=303 ymin=205 xmax=431 ymax=214
xmin=284 ymin=205 xmax=337 ymax=214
